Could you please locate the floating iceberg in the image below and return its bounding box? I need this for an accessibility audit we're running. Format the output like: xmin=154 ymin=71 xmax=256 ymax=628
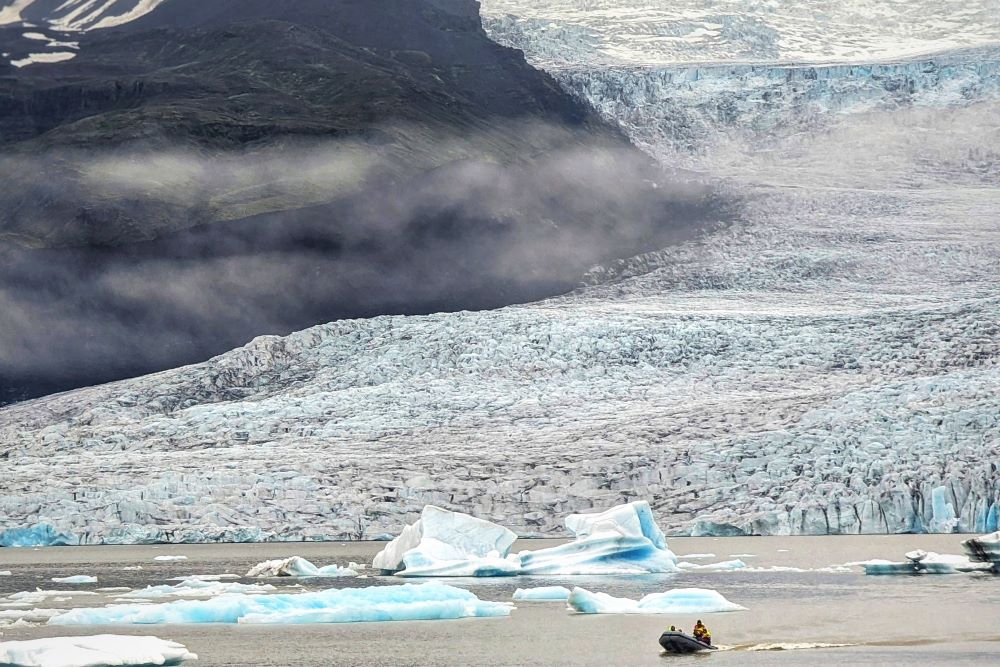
xmin=246 ymin=557 xmax=356 ymax=578
xmin=860 ymin=550 xmax=992 ymax=575
xmin=375 ymin=502 xmax=677 ymax=577
xmin=51 ymin=576 xmax=98 ymax=584
xmin=567 ymin=587 xmax=746 ymax=614
xmin=677 ymin=559 xmax=747 ymax=571
xmin=512 ymin=586 xmax=571 ymax=601
xmin=0 ymin=571 xmax=10 ymax=576
xmin=374 ymin=505 xmax=520 ymax=576
xmin=0 ymin=635 xmax=196 ymax=667
xmin=517 ymin=502 xmax=678 ymax=575
xmin=49 ymin=583 xmax=512 ymax=625
xmin=153 ymin=556 xmax=188 ymax=562
xmin=962 ymin=531 xmax=1000 ymax=567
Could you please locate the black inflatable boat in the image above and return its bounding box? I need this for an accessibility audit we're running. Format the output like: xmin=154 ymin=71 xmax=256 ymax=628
xmin=658 ymin=631 xmax=716 ymax=653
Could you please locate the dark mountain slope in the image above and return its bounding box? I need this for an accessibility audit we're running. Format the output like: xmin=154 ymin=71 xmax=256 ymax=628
xmin=0 ymin=0 xmax=727 ymax=404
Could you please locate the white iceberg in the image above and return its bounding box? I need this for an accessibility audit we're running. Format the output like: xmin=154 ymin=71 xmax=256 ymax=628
xmin=677 ymin=559 xmax=747 ymax=571
xmin=0 ymin=572 xmax=11 ymax=576
xmin=246 ymin=556 xmax=356 ymax=578
xmin=49 ymin=583 xmax=512 ymax=625
xmin=567 ymin=587 xmax=746 ymax=614
xmin=153 ymin=556 xmax=188 ymax=562
xmin=517 ymin=502 xmax=678 ymax=575
xmin=51 ymin=576 xmax=98 ymax=584
xmin=859 ymin=551 xmax=992 ymax=575
xmin=374 ymin=506 xmax=520 ymax=577
xmin=512 ymin=586 xmax=571 ymax=601
xmin=0 ymin=635 xmax=196 ymax=667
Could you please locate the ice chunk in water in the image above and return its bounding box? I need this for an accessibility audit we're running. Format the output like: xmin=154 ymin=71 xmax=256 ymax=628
xmin=567 ymin=587 xmax=746 ymax=614
xmin=374 ymin=506 xmax=520 ymax=577
xmin=118 ymin=578 xmax=275 ymax=599
xmin=50 ymin=576 xmax=97 ymax=584
xmin=153 ymin=556 xmax=188 ymax=562
xmin=0 ymin=635 xmax=196 ymax=667
xmin=677 ymin=559 xmax=747 ymax=571
xmin=962 ymin=531 xmax=1000 ymax=566
xmin=246 ymin=557 xmax=356 ymax=578
xmin=49 ymin=583 xmax=511 ymax=625
xmin=860 ymin=551 xmax=991 ymax=575
xmin=512 ymin=586 xmax=571 ymax=601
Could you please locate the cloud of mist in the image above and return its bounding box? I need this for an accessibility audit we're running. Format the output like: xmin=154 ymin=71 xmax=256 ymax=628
xmin=0 ymin=122 xmax=733 ymax=402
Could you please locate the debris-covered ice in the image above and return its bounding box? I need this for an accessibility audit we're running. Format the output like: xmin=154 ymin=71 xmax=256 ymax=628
xmin=0 ymin=635 xmax=196 ymax=667
xmin=567 ymin=587 xmax=746 ymax=614
xmin=246 ymin=557 xmax=356 ymax=578
xmin=48 ymin=583 xmax=512 ymax=625
xmin=962 ymin=531 xmax=1000 ymax=567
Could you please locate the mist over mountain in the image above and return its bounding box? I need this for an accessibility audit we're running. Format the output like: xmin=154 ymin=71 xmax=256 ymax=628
xmin=0 ymin=0 xmax=727 ymax=403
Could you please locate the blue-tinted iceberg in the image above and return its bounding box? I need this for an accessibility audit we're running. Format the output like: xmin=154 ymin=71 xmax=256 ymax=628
xmin=518 ymin=502 xmax=678 ymax=575
xmin=0 ymin=635 xmax=196 ymax=667
xmin=246 ymin=557 xmax=356 ymax=578
xmin=374 ymin=506 xmax=520 ymax=576
xmin=512 ymin=586 xmax=571 ymax=601
xmin=567 ymin=587 xmax=746 ymax=614
xmin=49 ymin=583 xmax=512 ymax=625
xmin=374 ymin=501 xmax=677 ymax=576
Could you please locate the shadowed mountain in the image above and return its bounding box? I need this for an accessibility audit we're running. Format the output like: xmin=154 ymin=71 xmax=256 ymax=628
xmin=0 ymin=0 xmax=728 ymax=403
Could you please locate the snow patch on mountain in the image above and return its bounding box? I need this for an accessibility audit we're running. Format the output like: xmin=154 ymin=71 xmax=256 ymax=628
xmin=0 ymin=0 xmax=168 ymax=30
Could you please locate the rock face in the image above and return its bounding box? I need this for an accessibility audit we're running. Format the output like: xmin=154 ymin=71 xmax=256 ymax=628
xmin=0 ymin=0 xmax=716 ymax=402
xmin=1 ymin=1 xmax=999 ymax=542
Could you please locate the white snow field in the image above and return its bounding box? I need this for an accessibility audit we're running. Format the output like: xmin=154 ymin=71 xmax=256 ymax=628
xmin=47 ymin=583 xmax=512 ymax=625
xmin=1 ymin=1 xmax=999 ymax=544
xmin=566 ymin=586 xmax=746 ymax=615
xmin=0 ymin=635 xmax=196 ymax=667
xmin=373 ymin=502 xmax=678 ymax=576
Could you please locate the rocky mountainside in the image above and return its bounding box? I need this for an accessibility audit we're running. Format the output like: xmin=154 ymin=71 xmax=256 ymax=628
xmin=0 ymin=0 xmax=722 ymax=402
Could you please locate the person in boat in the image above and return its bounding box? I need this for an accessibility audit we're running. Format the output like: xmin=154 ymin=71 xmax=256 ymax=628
xmin=693 ymin=620 xmax=712 ymax=645
xmin=668 ymin=625 xmax=677 ymax=632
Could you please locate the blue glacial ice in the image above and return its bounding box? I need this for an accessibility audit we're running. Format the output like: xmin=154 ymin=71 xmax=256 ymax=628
xmin=567 ymin=587 xmax=746 ymax=614
xmin=0 ymin=635 xmax=196 ymax=667
xmin=374 ymin=502 xmax=678 ymax=576
xmin=512 ymin=586 xmax=571 ymax=601
xmin=48 ymin=583 xmax=512 ymax=625
xmin=0 ymin=524 xmax=74 ymax=548
xmin=245 ymin=556 xmax=356 ymax=578
xmin=50 ymin=576 xmax=97 ymax=584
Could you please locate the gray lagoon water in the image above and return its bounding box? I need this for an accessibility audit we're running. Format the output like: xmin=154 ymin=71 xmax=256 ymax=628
xmin=1 ymin=535 xmax=997 ymax=666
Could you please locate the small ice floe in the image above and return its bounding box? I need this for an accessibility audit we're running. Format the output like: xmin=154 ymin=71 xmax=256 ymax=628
xmin=677 ymin=553 xmax=716 ymax=560
xmin=0 ymin=635 xmax=196 ymax=666
xmin=857 ymin=550 xmax=992 ymax=575
xmin=567 ymin=587 xmax=746 ymax=614
xmin=97 ymin=587 xmax=133 ymax=593
xmin=374 ymin=501 xmax=678 ymax=577
xmin=168 ymin=574 xmax=239 ymax=582
xmin=677 ymin=559 xmax=747 ymax=571
xmin=512 ymin=586 xmax=571 ymax=601
xmin=5 ymin=590 xmax=99 ymax=605
xmin=51 ymin=575 xmax=98 ymax=584
xmin=729 ymin=554 xmax=756 ymax=558
xmin=118 ymin=578 xmax=275 ymax=599
xmin=153 ymin=555 xmax=188 ymax=562
xmin=0 ymin=608 xmax=63 ymax=626
xmin=246 ymin=557 xmax=356 ymax=578
xmin=123 ymin=566 xmax=143 ymax=571
xmin=0 ymin=571 xmax=11 ymax=576
xmin=49 ymin=583 xmax=512 ymax=625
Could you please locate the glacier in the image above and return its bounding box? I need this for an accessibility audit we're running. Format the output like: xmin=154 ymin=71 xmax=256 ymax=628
xmin=0 ymin=635 xmax=196 ymax=667
xmin=373 ymin=502 xmax=678 ymax=576
xmin=1 ymin=1 xmax=999 ymax=542
xmin=48 ymin=583 xmax=512 ymax=625
xmin=566 ymin=587 xmax=746 ymax=615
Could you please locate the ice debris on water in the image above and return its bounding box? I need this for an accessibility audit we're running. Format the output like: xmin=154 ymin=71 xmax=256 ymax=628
xmin=0 ymin=572 xmax=10 ymax=576
xmin=48 ymin=583 xmax=512 ymax=625
xmin=0 ymin=635 xmax=196 ymax=667
xmin=567 ymin=587 xmax=746 ymax=614
xmin=51 ymin=576 xmax=97 ymax=584
xmin=246 ymin=556 xmax=357 ymax=578
xmin=153 ymin=556 xmax=188 ymax=562
xmin=374 ymin=502 xmax=677 ymax=576
xmin=677 ymin=559 xmax=747 ymax=571
xmin=512 ymin=586 xmax=571 ymax=601
xmin=859 ymin=549 xmax=993 ymax=575
xmin=117 ymin=578 xmax=276 ymax=599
